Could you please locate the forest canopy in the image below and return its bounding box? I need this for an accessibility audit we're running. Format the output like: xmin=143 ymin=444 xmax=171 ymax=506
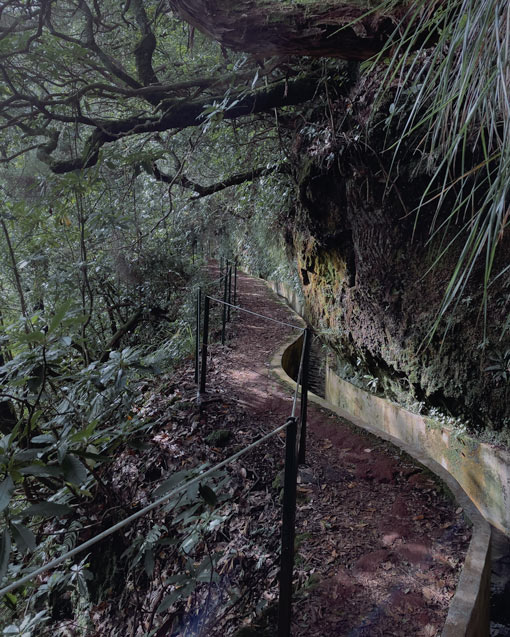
xmin=1 ymin=0 xmax=330 ymax=175
xmin=2 ymin=0 xmax=509 ymax=315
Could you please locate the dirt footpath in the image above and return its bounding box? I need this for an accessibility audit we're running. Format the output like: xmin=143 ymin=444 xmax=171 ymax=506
xmin=205 ymin=265 xmax=471 ymax=637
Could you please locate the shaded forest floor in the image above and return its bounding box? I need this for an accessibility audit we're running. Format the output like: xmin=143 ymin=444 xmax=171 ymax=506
xmin=66 ymin=266 xmax=471 ymax=637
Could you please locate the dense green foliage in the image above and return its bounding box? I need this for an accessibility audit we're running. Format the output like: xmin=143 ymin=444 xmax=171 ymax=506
xmin=0 ymin=4 xmax=298 ymax=630
xmin=0 ymin=158 xmax=204 ymax=630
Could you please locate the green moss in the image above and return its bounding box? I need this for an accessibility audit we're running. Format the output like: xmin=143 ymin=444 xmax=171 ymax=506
xmin=205 ymin=429 xmax=232 ymax=447
xmin=272 ymin=469 xmax=285 ymax=491
xmin=295 ymin=531 xmax=312 ymax=550
xmin=424 ymin=417 xmax=442 ymax=431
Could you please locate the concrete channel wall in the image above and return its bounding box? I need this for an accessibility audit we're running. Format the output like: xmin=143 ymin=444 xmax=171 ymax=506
xmin=265 ymin=279 xmax=494 ymax=636
xmin=325 ymin=369 xmax=510 ymax=535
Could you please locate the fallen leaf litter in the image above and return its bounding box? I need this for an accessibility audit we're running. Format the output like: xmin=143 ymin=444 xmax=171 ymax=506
xmin=79 ymin=265 xmax=471 ymax=637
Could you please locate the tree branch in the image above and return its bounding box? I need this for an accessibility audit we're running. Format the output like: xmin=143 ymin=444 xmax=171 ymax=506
xmin=99 ymin=309 xmax=143 ymax=363
xmin=131 ymin=0 xmax=159 ymax=86
xmin=44 ymin=1 xmax=143 ymax=93
xmin=44 ymin=75 xmax=321 ymax=173
xmin=150 ymin=160 xmax=289 ymax=198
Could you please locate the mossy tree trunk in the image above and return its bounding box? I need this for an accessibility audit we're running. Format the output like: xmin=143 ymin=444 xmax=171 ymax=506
xmin=169 ymin=0 xmax=407 ymax=60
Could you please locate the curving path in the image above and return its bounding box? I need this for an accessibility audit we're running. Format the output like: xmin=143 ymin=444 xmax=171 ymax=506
xmin=204 ymin=264 xmax=471 ymax=637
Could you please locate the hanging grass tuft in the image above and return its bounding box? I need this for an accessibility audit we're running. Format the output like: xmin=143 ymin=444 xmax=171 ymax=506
xmin=370 ymin=0 xmax=510 ymax=341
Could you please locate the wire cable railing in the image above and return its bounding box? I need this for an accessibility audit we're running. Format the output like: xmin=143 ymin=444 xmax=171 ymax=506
xmin=0 ymin=419 xmax=292 ymax=599
xmin=207 ymin=296 xmax=304 ymax=332
xmin=0 ymin=259 xmax=310 ymax=637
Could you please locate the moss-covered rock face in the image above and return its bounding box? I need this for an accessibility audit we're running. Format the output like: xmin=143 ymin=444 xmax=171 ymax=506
xmin=286 ymin=74 xmax=510 ymax=431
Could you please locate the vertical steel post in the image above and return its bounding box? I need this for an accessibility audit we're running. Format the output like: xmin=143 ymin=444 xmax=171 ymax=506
xmin=199 ymin=296 xmax=210 ymax=395
xmin=194 ymin=287 xmax=201 ymax=384
xmin=233 ymin=258 xmax=238 ymax=306
xmin=298 ymin=328 xmax=311 ymax=465
xmin=227 ymin=266 xmax=232 ymax=322
xmin=278 ymin=416 xmax=298 ymax=637
xmin=221 ymin=270 xmax=228 ymax=345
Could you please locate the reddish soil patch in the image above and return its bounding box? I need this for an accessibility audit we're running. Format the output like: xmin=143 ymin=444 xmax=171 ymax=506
xmin=200 ymin=265 xmax=471 ymax=637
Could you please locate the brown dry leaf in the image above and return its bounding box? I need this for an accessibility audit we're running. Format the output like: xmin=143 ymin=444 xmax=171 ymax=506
xmin=422 ymin=586 xmax=436 ymax=601
xmin=419 ymin=624 xmax=438 ymax=637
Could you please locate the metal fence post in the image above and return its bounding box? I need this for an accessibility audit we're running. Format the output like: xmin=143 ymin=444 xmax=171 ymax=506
xmin=227 ymin=266 xmax=232 ymax=322
xmin=221 ymin=268 xmax=229 ymax=345
xmin=194 ymin=287 xmax=201 ymax=384
xmin=278 ymin=416 xmax=298 ymax=637
xmin=233 ymin=258 xmax=238 ymax=306
xmin=298 ymin=328 xmax=311 ymax=465
xmin=199 ymin=296 xmax=210 ymax=396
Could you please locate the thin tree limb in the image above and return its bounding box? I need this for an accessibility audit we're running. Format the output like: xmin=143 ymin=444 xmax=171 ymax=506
xmin=150 ymin=160 xmax=289 ymax=198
